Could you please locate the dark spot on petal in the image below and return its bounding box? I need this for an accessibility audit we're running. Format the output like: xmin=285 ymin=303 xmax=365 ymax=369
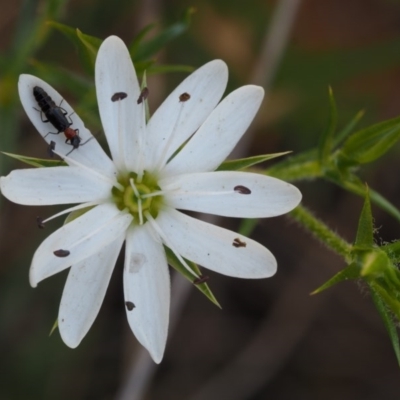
xmin=234 ymin=185 xmax=251 ymax=195
xmin=53 ymin=249 xmax=70 ymax=257
xmin=111 ymin=92 xmax=128 ymax=102
xmin=137 ymin=87 xmax=149 ymax=104
xmin=233 ymin=238 xmax=247 ymax=248
xmin=193 ymin=275 xmax=210 ymax=285
xmin=36 ymin=216 xmax=45 ymax=229
xmin=179 ymin=92 xmax=190 ymax=102
xmin=125 ymin=301 xmax=135 ymax=311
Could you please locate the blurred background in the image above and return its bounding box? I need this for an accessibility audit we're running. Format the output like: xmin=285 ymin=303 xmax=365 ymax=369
xmin=1 ymin=0 xmax=400 ymax=399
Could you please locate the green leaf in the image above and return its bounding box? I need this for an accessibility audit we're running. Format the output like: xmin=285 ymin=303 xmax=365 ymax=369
xmin=311 ymin=262 xmax=360 ymax=294
xmin=129 ymin=23 xmax=157 ymax=56
xmin=48 ymin=22 xmax=101 ymax=74
xmin=318 ymin=87 xmax=337 ymax=164
xmin=369 ymin=281 xmax=400 ymax=322
xmin=164 ymin=247 xmax=221 ymax=308
xmin=49 ymin=319 xmax=58 ymax=336
xmin=355 ymin=188 xmax=374 ymax=247
xmin=132 ymin=8 xmax=195 ymax=61
xmin=338 ymin=115 xmax=400 ymax=165
xmin=76 ymin=28 xmax=102 ymax=68
xmin=333 ymin=109 xmax=364 ymax=147
xmin=47 ymin=21 xmax=77 ymax=43
xmin=31 ymin=59 xmax=93 ymax=95
xmin=217 ymin=152 xmax=291 ymax=172
xmin=369 ymin=284 xmax=400 ymax=366
xmin=2 ymin=152 xmax=67 ymax=168
xmin=329 ymin=172 xmax=400 ymax=223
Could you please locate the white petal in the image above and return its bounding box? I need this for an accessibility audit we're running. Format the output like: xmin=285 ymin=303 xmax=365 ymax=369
xmin=0 ymin=166 xmax=111 ymax=205
xmin=160 ymin=171 xmax=302 ymax=218
xmin=124 ymin=224 xmax=170 ymax=363
xmin=59 ymin=234 xmax=125 ymax=348
xmin=143 ymin=60 xmax=228 ymax=172
xmin=157 ymin=208 xmax=276 ymax=278
xmin=162 ymin=85 xmax=264 ymax=177
xmin=30 ymin=203 xmax=133 ymax=287
xmin=95 ymin=36 xmax=145 ymax=172
xmin=18 ymin=74 xmax=117 ymax=179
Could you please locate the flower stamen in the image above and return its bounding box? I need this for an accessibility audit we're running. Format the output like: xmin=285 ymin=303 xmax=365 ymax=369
xmin=136 ymin=89 xmax=149 ymax=183
xmin=129 ymin=178 xmax=145 ymax=225
xmin=141 ymin=190 xmax=166 ymax=199
xmin=40 ymin=201 xmax=101 ymax=225
xmin=54 ymin=149 xmax=124 ymax=191
xmin=66 ymin=210 xmax=131 ymax=251
xmin=154 ymin=99 xmax=187 ymax=172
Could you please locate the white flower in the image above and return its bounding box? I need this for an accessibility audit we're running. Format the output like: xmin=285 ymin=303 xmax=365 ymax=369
xmin=1 ymin=36 xmax=301 ymax=363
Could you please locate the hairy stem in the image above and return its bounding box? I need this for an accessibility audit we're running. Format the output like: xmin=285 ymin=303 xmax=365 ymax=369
xmin=290 ymin=205 xmax=352 ymax=262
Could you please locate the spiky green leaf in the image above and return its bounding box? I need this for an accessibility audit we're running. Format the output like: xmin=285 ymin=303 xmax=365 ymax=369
xmin=164 ymin=247 xmax=221 ymax=308
xmin=318 ymin=87 xmax=337 ymax=164
xmin=311 ymin=262 xmax=360 ymax=294
xmin=333 ymin=109 xmax=364 ymax=147
xmin=338 ymin=115 xmax=400 ymax=165
xmin=355 ymin=188 xmax=374 ymax=247
xmin=369 ymin=284 xmax=400 ymax=366
xmin=217 ymin=152 xmax=291 ymax=172
xmin=2 ymin=152 xmax=67 ymax=168
xmin=132 ymin=8 xmax=195 ymax=61
xmin=48 ymin=22 xmax=101 ymax=74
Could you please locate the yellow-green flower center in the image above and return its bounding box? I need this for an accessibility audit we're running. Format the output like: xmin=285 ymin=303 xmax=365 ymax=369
xmin=112 ymin=171 xmax=163 ymax=224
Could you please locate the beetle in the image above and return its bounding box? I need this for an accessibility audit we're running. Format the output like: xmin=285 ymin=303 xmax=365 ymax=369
xmin=33 ymin=86 xmax=90 ymax=156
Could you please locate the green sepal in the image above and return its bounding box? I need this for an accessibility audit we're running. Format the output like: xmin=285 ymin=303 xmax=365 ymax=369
xmin=369 ymin=284 xmax=400 ymax=366
xmin=2 ymin=152 xmax=67 ymax=168
xmin=132 ymin=8 xmax=195 ymax=61
xmin=49 ymin=318 xmax=58 ymax=336
xmin=140 ymin=71 xmax=150 ymax=123
xmin=318 ymin=87 xmax=337 ymax=164
xmin=64 ymin=206 xmax=95 ymax=225
xmin=311 ymin=262 xmax=360 ymax=294
xmin=355 ymin=188 xmax=373 ymax=247
xmin=164 ymin=246 xmax=221 ymax=308
xmin=217 ymin=152 xmax=291 ymax=172
xmin=357 ymin=248 xmax=392 ymax=278
xmin=337 ymin=115 xmax=400 ymax=165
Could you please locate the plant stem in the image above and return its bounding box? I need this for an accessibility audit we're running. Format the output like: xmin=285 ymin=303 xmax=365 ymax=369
xmin=290 ymin=205 xmax=352 ymax=262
